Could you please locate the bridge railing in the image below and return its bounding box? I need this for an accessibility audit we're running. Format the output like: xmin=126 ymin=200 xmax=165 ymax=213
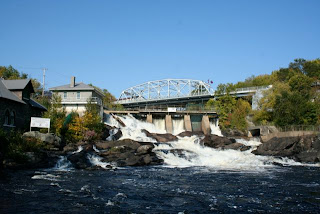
xmin=232 ymin=85 xmax=272 ymax=93
xmin=116 ymin=92 xmax=213 ymax=104
xmin=105 ymin=105 xmax=216 ymax=112
xmin=277 ymin=125 xmax=320 ymax=132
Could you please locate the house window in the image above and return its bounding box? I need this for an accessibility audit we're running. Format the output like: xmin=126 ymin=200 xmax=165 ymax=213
xmin=77 ymin=92 xmax=80 ymax=99
xmin=10 ymin=111 xmax=15 ymax=126
xmin=4 ymin=110 xmax=10 ymax=125
xmin=64 ymin=92 xmax=67 ymax=99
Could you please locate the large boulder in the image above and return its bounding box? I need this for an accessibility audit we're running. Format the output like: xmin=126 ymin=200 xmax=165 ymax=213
xmin=67 ymin=150 xmax=92 ymax=169
xmin=142 ymin=129 xmax=178 ymax=143
xmin=23 ymin=131 xmax=62 ymax=149
xmin=177 ymin=131 xmax=204 ymax=138
xmin=95 ymin=139 xmax=142 ymax=150
xmin=94 ymin=139 xmax=162 ymax=167
xmin=201 ymin=134 xmax=234 ymax=149
xmin=200 ymin=134 xmax=251 ymax=151
xmin=221 ymin=128 xmax=246 ymax=137
xmin=223 ymin=143 xmax=251 ymax=151
xmin=253 ymin=134 xmax=320 ymax=163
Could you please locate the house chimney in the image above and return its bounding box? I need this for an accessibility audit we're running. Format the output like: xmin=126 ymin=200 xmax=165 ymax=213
xmin=70 ymin=76 xmax=75 ymax=87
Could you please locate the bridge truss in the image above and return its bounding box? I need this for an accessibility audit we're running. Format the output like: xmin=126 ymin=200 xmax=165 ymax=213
xmin=117 ymin=79 xmax=214 ymax=105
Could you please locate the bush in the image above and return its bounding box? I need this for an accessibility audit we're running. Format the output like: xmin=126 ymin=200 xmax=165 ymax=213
xmin=0 ymin=129 xmax=45 ymax=164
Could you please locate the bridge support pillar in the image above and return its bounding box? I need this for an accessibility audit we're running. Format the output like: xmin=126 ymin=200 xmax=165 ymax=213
xmin=201 ymin=115 xmax=211 ymax=135
xmin=146 ymin=114 xmax=152 ymax=123
xmin=184 ymin=115 xmax=192 ymax=132
xmin=165 ymin=115 xmax=173 ymax=134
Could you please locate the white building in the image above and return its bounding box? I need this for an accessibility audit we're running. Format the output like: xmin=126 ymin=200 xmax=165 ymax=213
xmin=49 ymin=76 xmax=104 ymax=117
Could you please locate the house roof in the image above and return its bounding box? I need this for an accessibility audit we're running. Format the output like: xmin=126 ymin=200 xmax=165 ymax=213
xmin=29 ymin=98 xmax=47 ymax=111
xmin=0 ymin=80 xmax=26 ymax=104
xmin=49 ymin=82 xmax=105 ymax=97
xmin=2 ymin=79 xmax=35 ymax=93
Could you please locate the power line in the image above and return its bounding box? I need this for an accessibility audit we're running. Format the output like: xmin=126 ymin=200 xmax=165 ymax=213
xmin=16 ymin=66 xmax=43 ymax=69
xmin=42 ymin=68 xmax=47 ymax=97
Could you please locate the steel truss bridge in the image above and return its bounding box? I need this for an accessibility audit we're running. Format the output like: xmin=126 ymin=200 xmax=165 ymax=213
xmin=116 ymin=79 xmax=214 ymax=107
xmin=115 ymin=79 xmax=272 ymax=109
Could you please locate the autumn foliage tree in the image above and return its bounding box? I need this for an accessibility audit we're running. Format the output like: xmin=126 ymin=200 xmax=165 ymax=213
xmin=64 ymin=98 xmax=103 ymax=144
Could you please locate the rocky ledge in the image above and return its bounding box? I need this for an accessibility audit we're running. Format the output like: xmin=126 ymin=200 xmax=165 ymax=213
xmin=66 ymin=139 xmax=163 ymax=169
xmin=253 ymin=134 xmax=320 ymax=163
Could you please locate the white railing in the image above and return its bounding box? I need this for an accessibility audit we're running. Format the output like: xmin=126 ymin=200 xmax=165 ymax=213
xmin=116 ymin=93 xmax=212 ymax=104
xmin=62 ymin=97 xmax=102 ymax=105
xmin=233 ymin=85 xmax=272 ymax=93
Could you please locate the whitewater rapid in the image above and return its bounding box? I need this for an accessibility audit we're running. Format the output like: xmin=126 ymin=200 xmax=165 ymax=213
xmin=101 ymin=114 xmax=316 ymax=171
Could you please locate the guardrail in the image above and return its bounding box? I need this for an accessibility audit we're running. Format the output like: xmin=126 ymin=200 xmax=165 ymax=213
xmin=105 ymin=105 xmax=216 ymax=112
xmin=62 ymin=97 xmax=102 ymax=105
xmin=116 ymin=93 xmax=213 ymax=104
xmin=233 ymin=85 xmax=272 ymax=92
xmin=277 ymin=125 xmax=320 ymax=132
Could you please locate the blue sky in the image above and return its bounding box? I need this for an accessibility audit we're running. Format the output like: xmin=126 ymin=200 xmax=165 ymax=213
xmin=1 ymin=0 xmax=319 ymax=97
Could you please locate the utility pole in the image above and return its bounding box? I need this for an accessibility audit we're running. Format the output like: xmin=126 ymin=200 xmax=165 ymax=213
xmin=42 ymin=68 xmax=47 ymax=97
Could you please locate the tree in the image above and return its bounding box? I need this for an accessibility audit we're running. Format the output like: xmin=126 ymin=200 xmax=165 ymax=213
xmin=273 ymin=91 xmax=317 ymax=126
xmin=289 ymin=58 xmax=306 ymax=73
xmin=211 ymin=84 xmax=237 ymax=130
xmin=230 ymin=99 xmax=251 ymax=131
xmin=88 ymin=84 xmax=124 ymax=110
xmin=42 ymin=94 xmax=66 ymax=136
xmin=288 ymin=74 xmax=313 ymax=97
xmin=0 ymin=65 xmax=43 ymax=98
xmin=303 ymin=59 xmax=320 ymax=79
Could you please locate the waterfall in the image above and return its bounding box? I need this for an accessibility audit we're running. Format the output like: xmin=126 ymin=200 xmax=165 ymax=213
xmin=172 ymin=118 xmax=185 ymax=135
xmin=53 ymin=156 xmax=73 ymax=171
xmin=152 ymin=118 xmax=166 ymax=133
xmin=210 ymin=118 xmax=222 ymax=136
xmin=87 ymin=154 xmax=114 ymax=169
xmin=103 ymin=114 xmax=308 ymax=170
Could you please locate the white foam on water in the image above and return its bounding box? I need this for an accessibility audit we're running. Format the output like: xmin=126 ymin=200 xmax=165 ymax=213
xmin=210 ymin=121 xmax=222 ymax=136
xmin=172 ymin=118 xmax=185 ymax=135
xmin=105 ymin=200 xmax=115 ymax=206
xmin=104 ymin=114 xmax=121 ymax=128
xmin=153 ymin=136 xmax=275 ymax=171
xmin=153 ymin=118 xmax=166 ymax=133
xmin=32 ymin=174 xmax=61 ymax=181
xmin=93 ymin=145 xmax=100 ymax=153
xmin=104 ymin=113 xmax=320 ymax=170
xmin=72 ymin=146 xmax=83 ymax=154
xmin=87 ymin=153 xmax=113 ymax=169
xmin=53 ymin=156 xmax=73 ymax=171
xmin=272 ymin=157 xmax=320 ymax=167
xmin=236 ymin=138 xmax=262 ymax=148
xmin=114 ymin=115 xmax=159 ymax=142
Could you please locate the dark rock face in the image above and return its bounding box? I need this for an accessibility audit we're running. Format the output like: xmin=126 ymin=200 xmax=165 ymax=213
xmin=23 ymin=131 xmax=62 ymax=150
xmin=201 ymin=134 xmax=233 ymax=148
xmin=223 ymin=143 xmax=251 ymax=151
xmin=63 ymin=144 xmax=79 ymax=153
xmin=2 ymin=150 xmax=60 ymax=170
xmin=101 ymin=125 xmax=112 ymax=140
xmin=253 ymin=135 xmax=320 ymax=163
xmin=67 ymin=150 xmax=92 ymax=169
xmin=221 ymin=129 xmax=246 ymax=137
xmin=142 ymin=129 xmax=178 ymax=143
xmin=104 ymin=125 xmax=123 ymax=141
xmin=200 ymin=134 xmax=251 ymax=151
xmin=96 ymin=140 xmax=162 ymax=167
xmin=178 ymin=131 xmax=204 ymax=138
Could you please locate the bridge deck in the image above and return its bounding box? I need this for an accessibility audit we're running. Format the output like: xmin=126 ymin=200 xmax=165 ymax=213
xmin=104 ymin=109 xmax=217 ymax=115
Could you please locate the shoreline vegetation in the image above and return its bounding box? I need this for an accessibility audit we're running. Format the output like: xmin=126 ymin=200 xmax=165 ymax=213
xmin=0 ymin=58 xmax=320 ymax=171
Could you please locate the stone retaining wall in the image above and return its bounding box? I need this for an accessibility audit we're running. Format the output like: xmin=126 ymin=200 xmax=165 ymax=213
xmin=261 ymin=131 xmax=317 ymax=142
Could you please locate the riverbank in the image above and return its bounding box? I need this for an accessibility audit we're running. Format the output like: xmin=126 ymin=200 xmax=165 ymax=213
xmin=1 ymin=113 xmax=320 ymax=172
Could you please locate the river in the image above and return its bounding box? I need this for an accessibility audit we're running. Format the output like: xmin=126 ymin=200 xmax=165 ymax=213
xmin=0 ymin=115 xmax=319 ymax=213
